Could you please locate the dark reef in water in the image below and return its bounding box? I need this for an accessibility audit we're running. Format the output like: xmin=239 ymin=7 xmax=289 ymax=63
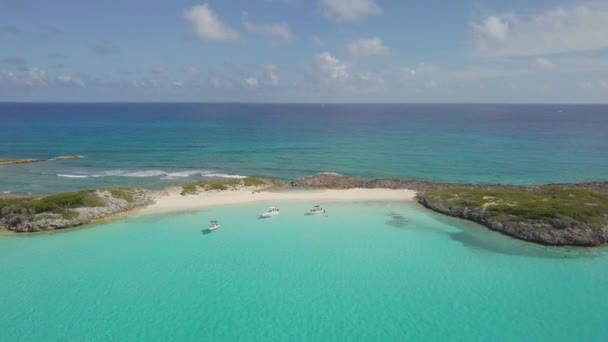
xmin=292 ymin=173 xmax=608 ymax=247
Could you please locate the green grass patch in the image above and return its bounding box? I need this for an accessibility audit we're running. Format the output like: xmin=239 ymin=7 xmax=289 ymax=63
xmin=243 ymin=177 xmax=266 ymax=187
xmin=424 ymin=186 xmax=608 ymax=229
xmin=105 ymin=187 xmax=137 ymax=203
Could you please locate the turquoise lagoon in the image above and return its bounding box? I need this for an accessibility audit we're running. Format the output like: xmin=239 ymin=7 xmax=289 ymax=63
xmin=1 ymin=201 xmax=607 ymax=341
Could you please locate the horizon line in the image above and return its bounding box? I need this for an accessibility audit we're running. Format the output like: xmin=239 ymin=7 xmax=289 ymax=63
xmin=1 ymin=101 xmax=607 ymax=105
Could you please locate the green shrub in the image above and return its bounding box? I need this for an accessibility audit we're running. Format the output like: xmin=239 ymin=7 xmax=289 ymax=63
xmin=243 ymin=177 xmax=266 ymax=187
xmin=106 ymin=187 xmax=137 ymax=203
xmin=423 ymin=186 xmax=608 ymax=230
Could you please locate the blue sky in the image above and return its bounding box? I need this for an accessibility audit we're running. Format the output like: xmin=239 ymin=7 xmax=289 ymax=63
xmin=1 ymin=0 xmax=607 ymax=102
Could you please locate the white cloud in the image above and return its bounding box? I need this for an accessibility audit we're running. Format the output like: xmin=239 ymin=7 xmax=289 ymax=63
xmin=264 ymin=64 xmax=279 ymax=86
xmin=473 ymin=3 xmax=608 ymax=56
xmin=320 ymin=0 xmax=380 ymax=22
xmin=474 ymin=16 xmax=510 ymax=41
xmin=56 ymin=75 xmax=86 ymax=88
xmin=535 ymin=57 xmax=555 ymax=69
xmin=346 ymin=37 xmax=390 ymax=57
xmin=315 ymin=52 xmax=349 ymax=80
xmin=244 ymin=20 xmax=293 ymax=41
xmin=401 ymin=68 xmax=417 ymax=78
xmin=184 ymin=4 xmax=239 ymax=41
xmin=0 ymin=67 xmax=89 ymax=88
xmin=27 ymin=67 xmax=48 ymax=85
xmin=244 ymin=77 xmax=259 ymax=88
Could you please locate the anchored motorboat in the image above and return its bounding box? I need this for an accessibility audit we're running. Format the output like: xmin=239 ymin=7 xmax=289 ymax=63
xmin=260 ymin=207 xmax=280 ymax=218
xmin=208 ymin=220 xmax=220 ymax=231
xmin=306 ymin=205 xmax=325 ymax=215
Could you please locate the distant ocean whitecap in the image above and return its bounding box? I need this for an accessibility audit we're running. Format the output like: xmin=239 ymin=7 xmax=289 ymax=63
xmin=57 ymin=169 xmax=247 ymax=180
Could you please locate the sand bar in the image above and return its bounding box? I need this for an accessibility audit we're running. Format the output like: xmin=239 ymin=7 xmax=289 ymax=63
xmin=141 ymin=187 xmax=417 ymax=215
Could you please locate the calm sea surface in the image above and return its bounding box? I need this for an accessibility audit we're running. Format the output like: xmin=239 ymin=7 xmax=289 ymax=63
xmin=1 ymin=104 xmax=607 ymax=341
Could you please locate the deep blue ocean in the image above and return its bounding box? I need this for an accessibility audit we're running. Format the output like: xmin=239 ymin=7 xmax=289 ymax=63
xmin=1 ymin=103 xmax=607 ymax=194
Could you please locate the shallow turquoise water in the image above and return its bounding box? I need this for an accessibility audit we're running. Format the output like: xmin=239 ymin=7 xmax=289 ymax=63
xmin=1 ymin=202 xmax=607 ymax=341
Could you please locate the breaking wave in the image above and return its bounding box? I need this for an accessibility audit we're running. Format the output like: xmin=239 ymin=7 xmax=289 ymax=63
xmin=56 ymin=169 xmax=247 ymax=180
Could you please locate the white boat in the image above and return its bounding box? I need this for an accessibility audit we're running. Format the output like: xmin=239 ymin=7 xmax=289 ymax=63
xmin=260 ymin=207 xmax=280 ymax=218
xmin=208 ymin=220 xmax=220 ymax=231
xmin=306 ymin=205 xmax=325 ymax=215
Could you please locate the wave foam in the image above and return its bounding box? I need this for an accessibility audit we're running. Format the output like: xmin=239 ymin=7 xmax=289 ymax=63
xmin=56 ymin=169 xmax=247 ymax=180
xmin=57 ymin=174 xmax=89 ymax=178
xmin=202 ymin=173 xmax=247 ymax=179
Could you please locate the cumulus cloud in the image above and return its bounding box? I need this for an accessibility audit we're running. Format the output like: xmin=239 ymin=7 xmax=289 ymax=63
xmin=315 ymin=51 xmax=349 ymax=80
xmin=244 ymin=77 xmax=259 ymax=88
xmin=346 ymin=37 xmax=390 ymax=57
xmin=474 ymin=16 xmax=510 ymax=41
xmin=243 ymin=65 xmax=280 ymax=89
xmin=320 ymin=0 xmax=380 ymax=22
xmin=243 ymin=20 xmax=293 ymax=42
xmin=184 ymin=4 xmax=239 ymax=41
xmin=473 ymin=3 xmax=608 ymax=56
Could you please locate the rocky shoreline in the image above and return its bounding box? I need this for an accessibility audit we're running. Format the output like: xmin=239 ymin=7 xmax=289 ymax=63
xmin=0 ymin=189 xmax=152 ymax=232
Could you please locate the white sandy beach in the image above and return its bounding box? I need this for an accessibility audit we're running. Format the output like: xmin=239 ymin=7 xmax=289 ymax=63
xmin=141 ymin=187 xmax=417 ymax=215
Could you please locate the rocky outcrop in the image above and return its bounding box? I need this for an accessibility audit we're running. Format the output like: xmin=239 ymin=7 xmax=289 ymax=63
xmin=291 ymin=173 xmax=366 ymax=189
xmin=0 ymin=155 xmax=84 ymax=166
xmin=2 ymin=189 xmax=153 ymax=233
xmin=291 ymin=173 xmax=439 ymax=192
xmin=417 ymin=195 xmax=608 ymax=246
xmin=0 ymin=159 xmax=45 ymax=166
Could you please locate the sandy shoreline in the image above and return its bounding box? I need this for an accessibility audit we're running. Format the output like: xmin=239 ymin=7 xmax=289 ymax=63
xmin=140 ymin=187 xmax=417 ymax=215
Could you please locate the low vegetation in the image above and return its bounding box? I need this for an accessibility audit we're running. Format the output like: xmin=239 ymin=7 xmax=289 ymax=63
xmin=421 ymin=185 xmax=608 ymax=230
xmin=105 ymin=187 xmax=138 ymax=203
xmin=0 ymin=190 xmax=105 ymax=224
xmin=181 ymin=177 xmax=267 ymax=195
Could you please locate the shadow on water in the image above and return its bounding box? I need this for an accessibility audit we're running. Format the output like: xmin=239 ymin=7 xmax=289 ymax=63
xmin=447 ymin=227 xmax=602 ymax=259
xmin=385 ymin=212 xmax=408 ymax=229
xmin=201 ymin=228 xmax=212 ymax=235
xmin=414 ymin=207 xmax=604 ymax=259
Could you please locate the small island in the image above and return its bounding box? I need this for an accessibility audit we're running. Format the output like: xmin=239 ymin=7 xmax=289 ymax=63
xmin=0 ymin=188 xmax=152 ymax=232
xmin=2 ymin=173 xmax=607 ymax=247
